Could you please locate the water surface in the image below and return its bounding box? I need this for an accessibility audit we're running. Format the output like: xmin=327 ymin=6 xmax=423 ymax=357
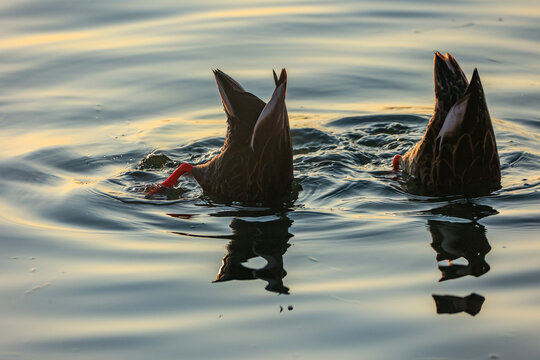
xmin=1 ymin=1 xmax=540 ymax=359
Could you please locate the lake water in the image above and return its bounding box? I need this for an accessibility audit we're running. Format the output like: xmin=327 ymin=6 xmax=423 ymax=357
xmin=1 ymin=1 xmax=539 ymax=359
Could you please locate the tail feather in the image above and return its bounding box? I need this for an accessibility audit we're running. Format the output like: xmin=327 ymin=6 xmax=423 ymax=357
xmin=250 ymin=70 xmax=289 ymax=153
xmin=273 ymin=68 xmax=287 ymax=88
xmin=213 ymin=69 xmax=266 ymax=146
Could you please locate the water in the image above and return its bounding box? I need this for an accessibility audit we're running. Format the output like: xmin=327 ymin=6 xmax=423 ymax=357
xmin=1 ymin=1 xmax=539 ymax=359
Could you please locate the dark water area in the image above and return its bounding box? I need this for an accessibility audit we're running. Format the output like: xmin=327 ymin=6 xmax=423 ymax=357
xmin=1 ymin=1 xmax=540 ymax=359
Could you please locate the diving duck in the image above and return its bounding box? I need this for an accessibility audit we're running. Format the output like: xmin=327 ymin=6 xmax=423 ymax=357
xmin=151 ymin=69 xmax=293 ymax=204
xmin=393 ymin=52 xmax=501 ymax=196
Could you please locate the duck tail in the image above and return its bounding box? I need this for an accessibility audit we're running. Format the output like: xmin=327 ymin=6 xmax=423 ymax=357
xmin=250 ymin=69 xmax=289 ymax=153
xmin=273 ymin=68 xmax=287 ymax=87
xmin=434 ymin=51 xmax=469 ymax=115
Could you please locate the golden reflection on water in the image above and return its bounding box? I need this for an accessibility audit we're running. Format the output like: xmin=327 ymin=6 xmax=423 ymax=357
xmin=71 ymin=262 xmax=209 ymax=276
xmin=4 ymin=1 xmax=536 ymax=61
xmin=0 ymin=115 xmax=221 ymax=158
xmin=2 ymin=32 xmax=95 ymax=50
xmin=26 ymin=312 xmax=224 ymax=336
xmin=294 ymin=272 xmax=434 ymax=293
xmin=1 ymin=5 xmax=333 ymax=51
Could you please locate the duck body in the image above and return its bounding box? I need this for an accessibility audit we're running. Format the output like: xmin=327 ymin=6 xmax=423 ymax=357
xmin=398 ymin=52 xmax=501 ymax=196
xmin=158 ymin=69 xmax=293 ymax=204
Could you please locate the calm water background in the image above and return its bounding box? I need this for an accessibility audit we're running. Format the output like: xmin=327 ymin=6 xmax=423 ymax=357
xmin=1 ymin=1 xmax=539 ymax=359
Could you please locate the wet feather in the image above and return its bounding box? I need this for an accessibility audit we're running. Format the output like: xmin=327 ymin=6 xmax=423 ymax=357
xmin=399 ymin=53 xmax=501 ymax=196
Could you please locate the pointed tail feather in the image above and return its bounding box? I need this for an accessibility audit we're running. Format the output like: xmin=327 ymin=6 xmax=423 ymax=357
xmin=273 ymin=68 xmax=287 ymax=88
xmin=250 ymin=72 xmax=288 ymax=153
xmin=434 ymin=51 xmax=468 ymax=112
xmin=214 ymin=69 xmax=246 ymax=118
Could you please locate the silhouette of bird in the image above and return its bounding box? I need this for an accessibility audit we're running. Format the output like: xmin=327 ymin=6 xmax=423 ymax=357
xmin=150 ymin=69 xmax=293 ymax=204
xmin=393 ymin=52 xmax=501 ymax=196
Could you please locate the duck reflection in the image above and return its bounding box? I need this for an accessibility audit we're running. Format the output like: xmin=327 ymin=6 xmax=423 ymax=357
xmin=170 ymin=212 xmax=293 ymax=294
xmin=214 ymin=216 xmax=293 ymax=294
xmin=424 ymin=202 xmax=498 ymax=221
xmin=432 ymin=293 xmax=485 ymax=316
xmin=425 ymin=202 xmax=496 ymax=282
xmin=425 ymin=202 xmax=497 ymax=316
xmin=428 ymin=219 xmax=491 ymax=281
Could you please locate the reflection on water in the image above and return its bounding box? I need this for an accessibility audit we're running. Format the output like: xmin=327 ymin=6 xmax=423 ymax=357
xmin=171 ymin=212 xmax=293 ymax=294
xmin=426 ymin=202 xmax=496 ymax=317
xmin=429 ymin=219 xmax=491 ymax=281
xmin=214 ymin=216 xmax=293 ymax=294
xmin=424 ymin=202 xmax=497 ymax=282
xmin=433 ymin=293 xmax=485 ymax=316
xmin=423 ymin=202 xmax=499 ymax=221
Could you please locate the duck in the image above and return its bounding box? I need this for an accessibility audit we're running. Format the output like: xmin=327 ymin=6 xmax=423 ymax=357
xmin=149 ymin=69 xmax=293 ymax=204
xmin=393 ymin=52 xmax=501 ymax=196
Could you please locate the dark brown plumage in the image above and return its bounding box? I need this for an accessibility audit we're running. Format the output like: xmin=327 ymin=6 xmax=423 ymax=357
xmin=157 ymin=69 xmax=293 ymax=204
xmin=398 ymin=52 xmax=501 ymax=196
